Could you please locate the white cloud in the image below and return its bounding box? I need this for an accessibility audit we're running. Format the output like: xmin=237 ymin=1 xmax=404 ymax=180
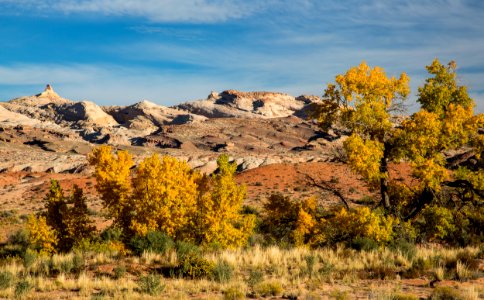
xmin=0 ymin=0 xmax=260 ymax=23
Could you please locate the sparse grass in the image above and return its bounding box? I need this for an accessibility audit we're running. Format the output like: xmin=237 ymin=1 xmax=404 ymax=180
xmin=456 ymin=260 xmax=472 ymax=281
xmin=0 ymin=244 xmax=481 ymax=298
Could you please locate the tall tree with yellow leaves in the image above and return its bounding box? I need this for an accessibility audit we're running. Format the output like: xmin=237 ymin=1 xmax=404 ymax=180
xmin=194 ymin=155 xmax=255 ymax=248
xmin=318 ymin=62 xmax=410 ymax=209
xmin=314 ymin=59 xmax=482 ymax=230
xmin=395 ymin=59 xmax=483 ymax=220
xmin=88 ymin=145 xmax=134 ymax=234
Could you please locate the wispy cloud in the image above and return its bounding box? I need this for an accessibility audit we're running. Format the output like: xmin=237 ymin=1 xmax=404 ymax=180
xmin=0 ymin=0 xmax=482 ymax=112
xmin=0 ymin=0 xmax=261 ymax=23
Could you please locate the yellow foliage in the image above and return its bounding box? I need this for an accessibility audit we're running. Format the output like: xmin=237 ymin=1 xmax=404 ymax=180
xmin=26 ymin=215 xmax=57 ymax=254
xmin=411 ymin=155 xmax=449 ymax=191
xmin=335 ymin=62 xmax=409 ymax=106
xmin=293 ymin=208 xmax=316 ymax=246
xmin=195 ymin=154 xmax=255 ymax=248
xmin=441 ymin=104 xmax=478 ymax=149
xmin=89 ymin=147 xmax=254 ymax=247
xmin=88 ymin=145 xmax=133 ymax=228
xmin=130 ymin=154 xmax=199 ymax=238
xmin=400 ymin=110 xmax=442 ymax=159
xmin=261 ymin=194 xmax=319 ymax=246
xmin=312 ymin=207 xmax=394 ymax=246
xmin=417 ymin=59 xmax=474 ymax=116
xmin=344 ymin=134 xmax=385 ymax=184
xmin=335 ymin=207 xmax=394 ymax=243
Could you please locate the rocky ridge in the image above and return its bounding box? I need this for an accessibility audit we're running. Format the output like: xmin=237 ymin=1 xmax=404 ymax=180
xmin=0 ymin=85 xmax=340 ymax=174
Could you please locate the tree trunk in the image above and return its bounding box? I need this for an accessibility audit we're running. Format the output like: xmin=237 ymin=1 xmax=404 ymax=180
xmin=404 ymin=187 xmax=434 ymax=221
xmin=380 ymin=144 xmax=391 ymax=210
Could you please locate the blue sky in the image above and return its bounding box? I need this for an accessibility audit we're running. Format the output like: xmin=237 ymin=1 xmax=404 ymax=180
xmin=0 ymin=0 xmax=483 ymax=112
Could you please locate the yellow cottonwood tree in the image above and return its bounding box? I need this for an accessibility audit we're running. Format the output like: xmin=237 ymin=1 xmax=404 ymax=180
xmin=88 ymin=145 xmax=133 ymax=232
xmin=395 ymin=59 xmax=483 ymax=221
xmin=314 ymin=60 xmax=482 ymax=224
xmin=195 ymin=155 xmax=255 ymax=248
xmin=89 ymin=147 xmax=255 ymax=246
xmin=319 ymin=62 xmax=410 ymax=208
xmin=130 ymin=154 xmax=199 ymax=238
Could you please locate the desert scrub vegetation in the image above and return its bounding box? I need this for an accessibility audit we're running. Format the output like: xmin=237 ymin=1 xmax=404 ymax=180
xmin=0 ymin=59 xmax=482 ymax=298
xmin=0 ymin=244 xmax=482 ymax=299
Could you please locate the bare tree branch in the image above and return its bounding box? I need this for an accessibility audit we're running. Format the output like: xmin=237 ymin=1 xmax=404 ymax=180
xmin=304 ymin=174 xmax=350 ymax=210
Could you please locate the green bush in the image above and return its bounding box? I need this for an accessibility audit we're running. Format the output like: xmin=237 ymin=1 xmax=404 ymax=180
xmin=212 ymin=260 xmax=233 ymax=283
xmin=72 ymin=253 xmax=85 ymax=274
xmin=113 ymin=265 xmax=127 ymax=279
xmin=247 ymin=269 xmax=263 ymax=287
xmin=101 ymin=227 xmax=123 ymax=242
xmin=0 ymin=271 xmax=14 ymax=290
xmin=389 ymin=239 xmax=417 ymax=260
xmin=15 ymin=280 xmax=32 ymax=299
xmin=350 ymin=237 xmax=379 ymax=251
xmin=60 ymin=259 xmax=74 ymax=274
xmin=305 ymin=254 xmax=317 ymax=278
xmin=22 ymin=249 xmax=37 ymax=270
xmin=130 ymin=231 xmax=174 ymax=256
xmin=175 ymin=241 xmax=200 ymax=259
xmin=138 ymin=274 xmax=165 ymax=296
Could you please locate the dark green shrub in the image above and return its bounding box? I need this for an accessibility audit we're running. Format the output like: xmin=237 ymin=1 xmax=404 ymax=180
xmin=138 ymin=274 xmax=165 ymax=296
xmin=241 ymin=205 xmax=259 ymax=216
xmin=5 ymin=230 xmax=29 ymax=257
xmin=0 ymin=271 xmax=14 ymax=290
xmin=350 ymin=237 xmax=379 ymax=251
xmin=22 ymin=249 xmax=37 ymax=269
xmin=389 ymin=239 xmax=417 ymax=260
xmin=72 ymin=253 xmax=85 ymax=274
xmin=130 ymin=231 xmax=174 ymax=256
xmin=247 ymin=269 xmax=263 ymax=287
xmin=14 ymin=280 xmax=32 ymax=299
xmin=101 ymin=227 xmax=123 ymax=242
xmin=212 ymin=260 xmax=233 ymax=283
xmin=113 ymin=265 xmax=127 ymax=279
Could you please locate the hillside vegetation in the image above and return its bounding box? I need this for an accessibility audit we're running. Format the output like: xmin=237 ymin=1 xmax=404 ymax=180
xmin=0 ymin=59 xmax=482 ymax=299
